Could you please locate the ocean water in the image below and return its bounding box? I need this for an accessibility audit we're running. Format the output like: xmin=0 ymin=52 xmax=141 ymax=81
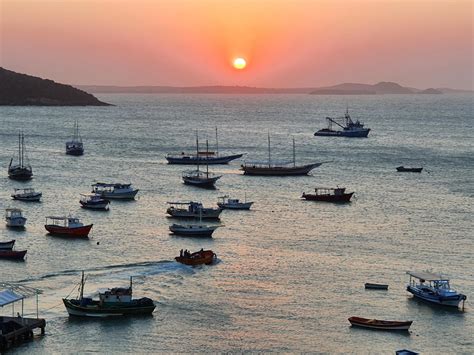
xmin=0 ymin=93 xmax=473 ymax=354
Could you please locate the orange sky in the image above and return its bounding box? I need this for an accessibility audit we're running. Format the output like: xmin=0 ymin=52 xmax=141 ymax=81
xmin=0 ymin=0 xmax=472 ymax=89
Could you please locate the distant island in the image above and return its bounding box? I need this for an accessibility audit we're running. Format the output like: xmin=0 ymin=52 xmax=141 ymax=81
xmin=77 ymin=82 xmax=471 ymax=95
xmin=0 ymin=67 xmax=110 ymax=106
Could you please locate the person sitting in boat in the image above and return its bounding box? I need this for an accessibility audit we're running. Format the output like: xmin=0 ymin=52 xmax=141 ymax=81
xmin=180 ymin=249 xmax=183 ymax=257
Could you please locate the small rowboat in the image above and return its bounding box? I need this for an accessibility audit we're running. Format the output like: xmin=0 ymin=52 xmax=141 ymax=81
xmin=0 ymin=249 xmax=27 ymax=260
xmin=396 ymin=166 xmax=423 ymax=173
xmin=0 ymin=240 xmax=15 ymax=250
xmin=365 ymin=283 xmax=389 ymax=290
xmin=396 ymin=350 xmax=419 ymax=355
xmin=348 ymin=317 xmax=412 ymax=331
xmin=175 ymin=250 xmax=216 ymax=266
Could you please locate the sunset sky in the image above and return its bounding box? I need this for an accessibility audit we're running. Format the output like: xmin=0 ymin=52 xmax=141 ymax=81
xmin=0 ymin=0 xmax=472 ymax=89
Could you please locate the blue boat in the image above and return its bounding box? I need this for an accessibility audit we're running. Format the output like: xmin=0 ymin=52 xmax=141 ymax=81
xmin=406 ymin=271 xmax=467 ymax=308
xmin=314 ymin=109 xmax=370 ymax=137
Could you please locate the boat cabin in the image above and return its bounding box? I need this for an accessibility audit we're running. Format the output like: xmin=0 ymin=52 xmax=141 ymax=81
xmin=314 ymin=187 xmax=346 ymax=196
xmin=5 ymin=208 xmax=24 ymax=219
xmin=407 ymin=271 xmax=454 ymax=292
xmin=99 ymin=287 xmax=132 ymax=304
xmin=92 ymin=183 xmax=133 ymax=193
xmin=80 ymin=194 xmax=104 ymax=203
xmin=167 ymin=201 xmax=204 ymax=212
xmin=45 ymin=216 xmax=83 ymax=228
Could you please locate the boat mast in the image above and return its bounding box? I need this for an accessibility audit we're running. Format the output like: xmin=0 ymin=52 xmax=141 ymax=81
xmin=215 ymin=127 xmax=219 ymax=157
xmin=80 ymin=271 xmax=84 ymax=300
xmin=21 ymin=132 xmax=25 ymax=168
xmin=206 ymin=140 xmax=209 ymax=178
xmin=195 ymin=130 xmax=200 ymax=172
xmin=268 ymin=132 xmax=271 ymax=168
xmin=293 ymin=137 xmax=296 ymax=167
xmin=18 ymin=131 xmax=21 ymax=167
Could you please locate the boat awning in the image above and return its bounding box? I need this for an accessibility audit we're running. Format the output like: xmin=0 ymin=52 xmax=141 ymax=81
xmin=407 ymin=271 xmax=448 ymax=281
xmin=0 ymin=289 xmax=24 ymax=307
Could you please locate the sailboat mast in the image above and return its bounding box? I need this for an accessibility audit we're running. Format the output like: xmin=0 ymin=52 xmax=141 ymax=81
xmin=215 ymin=127 xmax=219 ymax=156
xmin=206 ymin=140 xmax=209 ymax=178
xmin=196 ymin=131 xmax=200 ymax=172
xmin=18 ymin=132 xmax=21 ymax=167
xmin=21 ymin=133 xmax=24 ymax=168
xmin=80 ymin=271 xmax=85 ymax=300
xmin=293 ymin=138 xmax=296 ymax=167
xmin=268 ymin=132 xmax=271 ymax=168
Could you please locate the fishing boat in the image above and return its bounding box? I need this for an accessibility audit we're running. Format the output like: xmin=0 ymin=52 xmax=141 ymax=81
xmin=79 ymin=194 xmax=110 ymax=210
xmin=396 ymin=166 xmax=423 ymax=173
xmin=241 ymin=135 xmax=325 ymax=176
xmin=175 ymin=249 xmax=217 ymax=266
xmin=0 ymin=249 xmax=27 ymax=261
xmin=166 ymin=201 xmax=222 ymax=219
xmin=169 ymin=223 xmax=219 ymax=237
xmin=314 ymin=109 xmax=370 ymax=137
xmin=166 ymin=128 xmax=243 ymax=165
xmin=301 ymin=187 xmax=354 ymax=203
xmin=44 ymin=216 xmax=93 ymax=237
xmin=11 ymin=188 xmax=42 ymax=202
xmin=406 ymin=271 xmax=467 ymax=308
xmin=91 ymin=183 xmax=139 ymax=200
xmin=5 ymin=209 xmax=27 ymax=228
xmin=8 ymin=132 xmax=33 ymax=180
xmin=348 ymin=317 xmax=412 ymax=331
xmin=365 ymin=283 xmax=389 ymax=290
xmin=0 ymin=240 xmax=15 ymax=250
xmin=217 ymin=195 xmax=253 ymax=210
xmin=65 ymin=120 xmax=84 ymax=156
xmin=63 ymin=272 xmax=155 ymax=317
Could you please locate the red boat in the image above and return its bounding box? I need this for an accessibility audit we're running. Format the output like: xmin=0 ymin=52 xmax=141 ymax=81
xmin=45 ymin=216 xmax=93 ymax=237
xmin=0 ymin=249 xmax=27 ymax=260
xmin=348 ymin=316 xmax=412 ymax=331
xmin=175 ymin=249 xmax=216 ymax=266
xmin=302 ymin=187 xmax=353 ymax=203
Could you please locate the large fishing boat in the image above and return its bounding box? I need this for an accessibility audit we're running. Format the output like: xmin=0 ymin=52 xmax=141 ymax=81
xmin=406 ymin=271 xmax=467 ymax=308
xmin=63 ymin=272 xmax=155 ymax=317
xmin=241 ymin=135 xmax=324 ymax=176
xmin=65 ymin=120 xmax=84 ymax=156
xmin=44 ymin=216 xmax=93 ymax=237
xmin=166 ymin=201 xmax=222 ymax=219
xmin=8 ymin=132 xmax=33 ymax=180
xmin=166 ymin=128 xmax=243 ymax=164
xmin=314 ymin=109 xmax=370 ymax=137
xmin=91 ymin=183 xmax=139 ymax=200
xmin=301 ymin=187 xmax=354 ymax=203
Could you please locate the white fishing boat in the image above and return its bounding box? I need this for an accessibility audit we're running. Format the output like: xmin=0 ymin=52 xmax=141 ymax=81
xmin=217 ymin=195 xmax=253 ymax=210
xmin=11 ymin=188 xmax=42 ymax=202
xmin=406 ymin=271 xmax=467 ymax=308
xmin=5 ymin=208 xmax=27 ymax=228
xmin=91 ymin=183 xmax=139 ymax=200
xmin=169 ymin=224 xmax=219 ymax=237
xmin=166 ymin=201 xmax=222 ymax=219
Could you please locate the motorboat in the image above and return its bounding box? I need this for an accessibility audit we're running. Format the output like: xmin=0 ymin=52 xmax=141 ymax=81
xmin=217 ymin=195 xmax=253 ymax=210
xmin=314 ymin=109 xmax=370 ymax=137
xmin=91 ymin=182 xmax=139 ymax=200
xmin=45 ymin=216 xmax=93 ymax=237
xmin=0 ymin=249 xmax=27 ymax=261
xmin=0 ymin=240 xmax=15 ymax=250
xmin=301 ymin=187 xmax=353 ymax=203
xmin=63 ymin=272 xmax=155 ymax=317
xmin=65 ymin=120 xmax=84 ymax=156
xmin=364 ymin=283 xmax=389 ymax=290
xmin=397 ymin=166 xmax=423 ymax=173
xmin=241 ymin=135 xmax=325 ymax=176
xmin=348 ymin=317 xmax=412 ymax=331
xmin=79 ymin=194 xmax=110 ymax=210
xmin=169 ymin=223 xmax=219 ymax=237
xmin=5 ymin=209 xmax=27 ymax=228
xmin=166 ymin=201 xmax=222 ymax=219
xmin=175 ymin=249 xmax=216 ymax=266
xmin=8 ymin=132 xmax=33 ymax=180
xmin=11 ymin=188 xmax=42 ymax=202
xmin=406 ymin=271 xmax=467 ymax=308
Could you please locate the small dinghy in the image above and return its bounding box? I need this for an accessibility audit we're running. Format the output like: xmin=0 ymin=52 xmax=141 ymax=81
xmin=45 ymin=216 xmax=93 ymax=237
xmin=348 ymin=317 xmax=412 ymax=331
xmin=0 ymin=240 xmax=15 ymax=250
xmin=175 ymin=249 xmax=216 ymax=266
xmin=5 ymin=208 xmax=27 ymax=228
xmin=396 ymin=166 xmax=423 ymax=173
xmin=11 ymin=188 xmax=42 ymax=202
xmin=365 ymin=283 xmax=389 ymax=290
xmin=0 ymin=249 xmax=27 ymax=261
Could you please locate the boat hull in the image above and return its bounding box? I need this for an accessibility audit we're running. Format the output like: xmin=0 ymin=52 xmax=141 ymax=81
xmin=241 ymin=163 xmax=322 ymax=176
xmin=217 ymin=202 xmax=253 ymax=210
xmin=97 ymin=190 xmax=138 ymax=200
xmin=45 ymin=224 xmax=93 ymax=237
xmin=166 ymin=154 xmax=243 ymax=165
xmin=302 ymin=192 xmax=353 ymax=203
xmin=175 ymin=250 xmax=216 ymax=265
xmin=11 ymin=194 xmax=42 ymax=202
xmin=348 ymin=317 xmax=412 ymax=331
xmin=6 ymin=218 xmax=27 ymax=228
xmin=63 ymin=298 xmax=155 ymax=317
xmin=0 ymin=249 xmax=27 ymax=260
xmin=66 ymin=148 xmax=84 ymax=156
xmin=182 ymin=176 xmax=220 ymax=188
xmin=314 ymin=129 xmax=370 ymax=137
xmin=166 ymin=208 xmax=222 ymax=220
xmin=365 ymin=283 xmax=389 ymax=290
xmin=8 ymin=168 xmax=33 ymax=181
xmin=169 ymin=225 xmax=217 ymax=237
xmin=407 ymin=285 xmax=466 ymax=307
xmin=80 ymin=200 xmax=109 ymax=210
xmin=397 ymin=167 xmax=423 ymax=173
xmin=0 ymin=240 xmax=15 ymax=250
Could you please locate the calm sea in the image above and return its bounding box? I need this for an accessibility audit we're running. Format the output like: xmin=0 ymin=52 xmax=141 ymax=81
xmin=1 ymin=94 xmax=473 ymax=353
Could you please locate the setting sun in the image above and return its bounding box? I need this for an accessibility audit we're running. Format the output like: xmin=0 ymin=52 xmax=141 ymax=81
xmin=233 ymin=57 xmax=246 ymax=70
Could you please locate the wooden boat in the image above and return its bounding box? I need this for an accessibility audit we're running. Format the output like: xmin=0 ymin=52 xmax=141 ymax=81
xmin=80 ymin=194 xmax=110 ymax=210
xmin=241 ymin=135 xmax=325 ymax=176
xmin=5 ymin=209 xmax=27 ymax=228
xmin=314 ymin=109 xmax=370 ymax=137
xmin=365 ymin=283 xmax=389 ymax=290
xmin=91 ymin=182 xmax=139 ymax=200
xmin=217 ymin=195 xmax=253 ymax=210
xmin=406 ymin=271 xmax=467 ymax=308
xmin=44 ymin=216 xmax=93 ymax=237
xmin=8 ymin=132 xmax=33 ymax=181
xmin=182 ymin=139 xmax=222 ymax=188
xmin=396 ymin=350 xmax=419 ymax=355
xmin=63 ymin=272 xmax=155 ymax=317
xmin=175 ymin=249 xmax=216 ymax=266
xmin=166 ymin=201 xmax=222 ymax=219
xmin=0 ymin=249 xmax=27 ymax=260
xmin=397 ymin=166 xmax=423 ymax=173
xmin=348 ymin=317 xmax=412 ymax=331
xmin=169 ymin=223 xmax=219 ymax=237
xmin=11 ymin=188 xmax=42 ymax=202
xmin=0 ymin=240 xmax=15 ymax=250
xmin=302 ymin=187 xmax=353 ymax=203
xmin=65 ymin=120 xmax=84 ymax=156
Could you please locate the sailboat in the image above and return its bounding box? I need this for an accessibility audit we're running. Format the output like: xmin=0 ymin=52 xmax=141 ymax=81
xmin=8 ymin=132 xmax=33 ymax=180
xmin=166 ymin=128 xmax=243 ymax=164
xmin=182 ymin=138 xmax=222 ymax=188
xmin=241 ymin=135 xmax=325 ymax=176
xmin=66 ymin=120 xmax=84 ymax=155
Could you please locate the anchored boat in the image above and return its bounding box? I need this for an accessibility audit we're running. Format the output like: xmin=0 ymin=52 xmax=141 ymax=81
xmin=217 ymin=195 xmax=253 ymax=210
xmin=79 ymin=194 xmax=110 ymax=210
xmin=397 ymin=166 xmax=423 ymax=173
xmin=0 ymin=240 xmax=15 ymax=250
xmin=11 ymin=188 xmax=42 ymax=202
xmin=169 ymin=223 xmax=219 ymax=237
xmin=63 ymin=272 xmax=155 ymax=317
xmin=314 ymin=109 xmax=370 ymax=137
xmin=166 ymin=201 xmax=222 ymax=219
xmin=5 ymin=209 xmax=27 ymax=228
xmin=348 ymin=317 xmax=412 ymax=331
xmin=92 ymin=182 xmax=139 ymax=200
xmin=8 ymin=132 xmax=33 ymax=180
xmin=406 ymin=271 xmax=467 ymax=308
xmin=44 ymin=216 xmax=93 ymax=237
xmin=65 ymin=120 xmax=84 ymax=156
xmin=182 ymin=139 xmax=222 ymax=188
xmin=302 ymin=187 xmax=354 ymax=203
xmin=0 ymin=248 xmax=27 ymax=261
